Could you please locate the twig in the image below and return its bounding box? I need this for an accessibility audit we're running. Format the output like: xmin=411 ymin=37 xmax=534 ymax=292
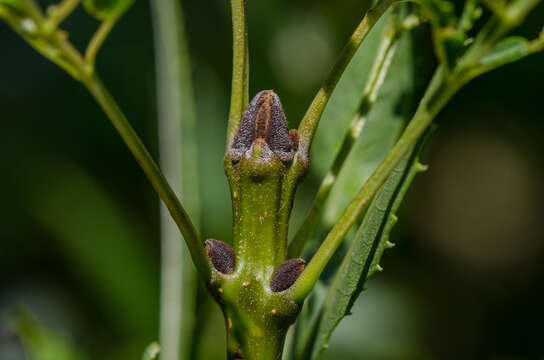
xmin=226 ymin=0 xmax=250 ymax=147
xmin=288 ymin=12 xmax=402 ymax=258
xmin=290 ymin=67 xmax=463 ymax=302
xmin=296 ymin=0 xmax=398 ymax=154
xmin=85 ymin=19 xmax=115 ymax=71
xmin=45 ymin=0 xmax=80 ymax=30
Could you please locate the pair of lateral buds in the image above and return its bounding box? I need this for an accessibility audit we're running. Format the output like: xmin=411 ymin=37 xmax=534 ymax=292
xmin=205 ymin=239 xmax=304 ymax=292
xmin=206 ymin=90 xmax=305 ymax=293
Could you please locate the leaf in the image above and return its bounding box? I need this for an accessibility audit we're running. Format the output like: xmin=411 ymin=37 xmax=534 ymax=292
xmin=478 ymin=36 xmax=531 ymax=68
xmin=309 ymin=134 xmax=429 ymax=359
xmin=142 ymin=342 xmax=160 ymax=360
xmin=82 ymin=0 xmax=134 ymax=21
xmin=311 ymin=14 xmax=415 ymax=229
xmin=9 ymin=309 xmax=90 ymax=360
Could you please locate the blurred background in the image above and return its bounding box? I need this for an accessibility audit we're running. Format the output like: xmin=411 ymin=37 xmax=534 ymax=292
xmin=1 ymin=0 xmax=543 ymax=359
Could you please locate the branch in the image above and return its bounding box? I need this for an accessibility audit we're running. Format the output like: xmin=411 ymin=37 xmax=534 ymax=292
xmin=44 ymin=0 xmax=80 ymax=30
xmin=82 ymin=74 xmax=210 ymax=280
xmin=0 ymin=4 xmax=211 ymax=281
xmin=289 ymin=67 xmax=462 ymax=302
xmin=226 ymin=0 xmax=250 ymax=147
xmin=289 ymin=0 xmax=544 ymax=303
xmin=85 ymin=18 xmax=115 ymax=70
xmin=296 ymin=0 xmax=398 ymax=154
xmin=288 ymin=12 xmax=403 ymax=258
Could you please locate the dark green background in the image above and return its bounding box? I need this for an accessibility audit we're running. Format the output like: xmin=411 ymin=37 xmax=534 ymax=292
xmin=1 ymin=0 xmax=543 ymax=359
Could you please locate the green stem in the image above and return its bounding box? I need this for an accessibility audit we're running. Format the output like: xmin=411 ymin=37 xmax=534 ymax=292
xmin=44 ymin=0 xmax=80 ymax=30
xmin=3 ymin=1 xmax=212 ymax=340
xmin=150 ymin=0 xmax=200 ymax=358
xmin=290 ymin=67 xmax=463 ymax=302
xmin=226 ymin=0 xmax=250 ymax=147
xmin=457 ymin=0 xmax=542 ymax=73
xmin=288 ymin=13 xmax=401 ymax=258
xmin=2 ymin=1 xmax=210 ymax=281
xmin=20 ymin=0 xmax=44 ymax=24
xmin=81 ymin=74 xmax=210 ymax=281
xmin=85 ymin=19 xmax=115 ymax=71
xmin=296 ymin=0 xmax=398 ymax=154
xmin=458 ymin=0 xmax=480 ymax=32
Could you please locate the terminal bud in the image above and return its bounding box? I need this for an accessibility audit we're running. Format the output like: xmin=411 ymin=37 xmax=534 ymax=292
xmin=231 ymin=90 xmax=296 ymax=163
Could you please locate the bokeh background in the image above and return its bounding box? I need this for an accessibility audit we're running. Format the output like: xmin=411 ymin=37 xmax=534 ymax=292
xmin=1 ymin=0 xmax=544 ymax=359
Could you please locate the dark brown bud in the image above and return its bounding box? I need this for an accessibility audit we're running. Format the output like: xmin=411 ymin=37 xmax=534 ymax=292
xmin=270 ymin=258 xmax=305 ymax=292
xmin=205 ymin=239 xmax=235 ymax=274
xmin=231 ymin=90 xmax=295 ymax=163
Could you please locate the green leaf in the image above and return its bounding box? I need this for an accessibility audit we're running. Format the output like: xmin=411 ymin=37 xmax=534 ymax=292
xmin=311 ymin=15 xmax=415 ymax=229
xmin=82 ymin=0 xmax=134 ymax=20
xmin=478 ymin=36 xmax=530 ymax=68
xmin=309 ymin=135 xmax=428 ymax=359
xmin=142 ymin=342 xmax=160 ymax=360
xmin=10 ymin=309 xmax=90 ymax=360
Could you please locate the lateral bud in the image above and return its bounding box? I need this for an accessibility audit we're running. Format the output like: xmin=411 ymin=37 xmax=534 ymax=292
xmin=230 ymin=90 xmax=296 ymax=163
xmin=205 ymin=239 xmax=236 ymax=274
xmin=270 ymin=258 xmax=305 ymax=292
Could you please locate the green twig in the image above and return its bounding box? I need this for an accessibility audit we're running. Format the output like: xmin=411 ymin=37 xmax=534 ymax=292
xmin=226 ymin=0 xmax=250 ymax=147
xmin=82 ymin=74 xmax=210 ymax=281
xmin=458 ymin=0 xmax=481 ymax=32
xmin=290 ymin=0 xmax=543 ymax=302
xmin=3 ymin=0 xmax=210 ymax=284
xmin=44 ymin=0 xmax=80 ymax=30
xmin=290 ymin=67 xmax=463 ymax=302
xmin=296 ymin=0 xmax=398 ymax=154
xmin=85 ymin=19 xmax=115 ymax=71
xmin=19 ymin=0 xmax=44 ymax=24
xmin=288 ymin=12 xmax=402 ymax=258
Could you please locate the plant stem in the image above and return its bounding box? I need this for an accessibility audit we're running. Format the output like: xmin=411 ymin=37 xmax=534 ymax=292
xmin=85 ymin=19 xmax=115 ymax=70
xmin=290 ymin=67 xmax=463 ymax=302
xmin=81 ymin=74 xmax=210 ymax=281
xmin=226 ymin=0 xmax=250 ymax=147
xmin=20 ymin=0 xmax=44 ymax=24
xmin=288 ymin=13 xmax=401 ymax=258
xmin=290 ymin=0 xmax=544 ymax=302
xmin=45 ymin=0 xmax=80 ymax=29
xmin=296 ymin=0 xmax=398 ymax=154
xmin=150 ymin=0 xmax=201 ymax=358
xmin=457 ymin=0 xmax=542 ymax=72
xmin=3 ymin=0 xmax=210 ymax=295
